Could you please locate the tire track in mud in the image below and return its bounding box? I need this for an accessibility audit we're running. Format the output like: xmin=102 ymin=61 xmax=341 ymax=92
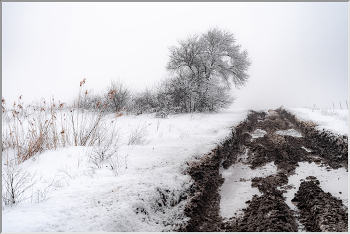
xmin=292 ymin=180 xmax=348 ymax=232
xmin=178 ymin=108 xmax=348 ymax=232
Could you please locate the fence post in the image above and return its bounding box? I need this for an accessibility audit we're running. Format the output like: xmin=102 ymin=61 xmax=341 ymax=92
xmin=340 ymin=102 xmax=342 ymax=110
xmin=346 ymin=100 xmax=348 ymax=109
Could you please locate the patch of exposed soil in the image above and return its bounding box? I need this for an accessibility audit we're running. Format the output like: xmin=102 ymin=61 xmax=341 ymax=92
xmin=178 ymin=146 xmax=225 ymax=232
xmin=222 ymin=192 xmax=298 ymax=232
xmin=292 ymin=180 xmax=348 ymax=232
xmin=177 ymin=109 xmax=348 ymax=232
xmin=221 ymin=172 xmax=297 ymax=232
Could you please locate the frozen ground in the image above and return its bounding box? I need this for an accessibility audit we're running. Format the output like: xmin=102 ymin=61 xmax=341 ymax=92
xmin=2 ymin=107 xmax=348 ymax=232
xmin=2 ymin=107 xmax=248 ymax=232
xmin=250 ymin=129 xmax=267 ymax=139
xmin=219 ymin=108 xmax=348 ymax=225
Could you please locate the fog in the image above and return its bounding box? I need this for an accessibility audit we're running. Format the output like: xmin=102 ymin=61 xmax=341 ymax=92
xmin=2 ymin=2 xmax=348 ymax=110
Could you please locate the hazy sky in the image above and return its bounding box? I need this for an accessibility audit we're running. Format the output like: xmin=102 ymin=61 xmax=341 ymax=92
xmin=2 ymin=2 xmax=348 ymax=110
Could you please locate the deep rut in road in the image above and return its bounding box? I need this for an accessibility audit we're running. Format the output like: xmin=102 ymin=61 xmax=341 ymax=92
xmin=178 ymin=108 xmax=348 ymax=232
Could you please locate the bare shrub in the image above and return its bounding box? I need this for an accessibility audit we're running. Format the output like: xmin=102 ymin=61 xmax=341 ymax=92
xmin=106 ymin=153 xmax=129 ymax=176
xmin=122 ymin=154 xmax=130 ymax=169
xmin=108 ymin=156 xmax=122 ymax=176
xmin=131 ymin=87 xmax=157 ymax=115
xmin=68 ymin=82 xmax=110 ymax=147
xmin=57 ymin=165 xmax=76 ymax=179
xmin=2 ymin=163 xmax=36 ymax=206
xmin=127 ymin=121 xmax=150 ymax=145
xmin=76 ymin=152 xmax=85 ymax=168
xmin=67 ymin=78 xmax=120 ymax=147
xmin=30 ymin=176 xmax=56 ymax=203
xmin=127 ymin=74 xmax=235 ymax=117
xmin=105 ymin=78 xmax=132 ymax=113
xmin=87 ymin=122 xmax=120 ymax=169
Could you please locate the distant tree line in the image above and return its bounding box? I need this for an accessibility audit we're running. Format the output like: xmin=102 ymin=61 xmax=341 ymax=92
xmin=73 ymin=27 xmax=251 ymax=117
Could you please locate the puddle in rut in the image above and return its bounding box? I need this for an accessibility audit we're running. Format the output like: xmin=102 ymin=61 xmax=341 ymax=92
xmin=282 ymin=161 xmax=348 ymax=211
xmin=249 ymin=129 xmax=267 ymax=139
xmin=219 ymin=161 xmax=277 ymax=219
xmin=275 ymin=129 xmax=303 ymax=138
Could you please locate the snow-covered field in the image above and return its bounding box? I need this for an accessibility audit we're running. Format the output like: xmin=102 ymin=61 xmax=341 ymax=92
xmin=2 ymin=107 xmax=348 ymax=232
xmin=2 ymin=107 xmax=248 ymax=232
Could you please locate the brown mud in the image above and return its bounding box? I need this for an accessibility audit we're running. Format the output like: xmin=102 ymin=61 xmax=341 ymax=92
xmin=177 ymin=108 xmax=348 ymax=232
xmin=292 ymin=179 xmax=348 ymax=232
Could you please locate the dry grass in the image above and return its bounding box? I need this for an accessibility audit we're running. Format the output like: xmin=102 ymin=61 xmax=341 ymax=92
xmin=1 ymin=79 xmax=124 ymax=206
xmin=2 ymin=79 xmax=120 ymax=164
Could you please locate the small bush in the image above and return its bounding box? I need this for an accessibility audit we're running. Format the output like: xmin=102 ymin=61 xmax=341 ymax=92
xmin=108 ymin=156 xmax=122 ymax=176
xmin=30 ymin=176 xmax=57 ymax=203
xmin=126 ymin=75 xmax=235 ymax=116
xmin=105 ymin=78 xmax=132 ymax=113
xmin=131 ymin=87 xmax=157 ymax=115
xmin=87 ymin=121 xmax=120 ymax=168
xmin=127 ymin=121 xmax=150 ymax=145
xmin=2 ymin=163 xmax=36 ymax=206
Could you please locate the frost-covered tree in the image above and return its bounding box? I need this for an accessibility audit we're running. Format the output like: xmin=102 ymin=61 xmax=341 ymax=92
xmin=132 ymin=87 xmax=157 ymax=115
xmin=105 ymin=79 xmax=131 ymax=113
xmin=167 ymin=27 xmax=251 ymax=88
xmin=126 ymin=28 xmax=250 ymax=116
xmin=166 ymin=27 xmax=250 ymax=112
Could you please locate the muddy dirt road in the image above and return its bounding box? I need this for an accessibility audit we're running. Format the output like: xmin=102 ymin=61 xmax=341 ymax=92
xmin=178 ymin=108 xmax=348 ymax=232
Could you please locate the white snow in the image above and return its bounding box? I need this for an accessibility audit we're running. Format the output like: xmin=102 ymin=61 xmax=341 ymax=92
xmin=275 ymin=129 xmax=303 ymax=138
xmin=250 ymin=129 xmax=267 ymax=139
xmin=2 ymin=107 xmax=248 ymax=232
xmin=301 ymin=146 xmax=312 ymax=153
xmin=286 ymin=107 xmax=348 ymax=136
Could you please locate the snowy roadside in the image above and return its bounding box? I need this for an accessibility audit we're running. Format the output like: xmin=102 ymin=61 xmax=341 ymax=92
xmin=285 ymin=107 xmax=348 ymax=136
xmin=2 ymin=107 xmax=248 ymax=232
xmin=282 ymin=107 xmax=348 ymax=213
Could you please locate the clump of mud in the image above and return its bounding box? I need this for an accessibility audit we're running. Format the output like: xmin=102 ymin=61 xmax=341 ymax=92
xmin=251 ymin=172 xmax=288 ymax=194
xmin=257 ymin=111 xmax=290 ymax=132
xmin=292 ymin=180 xmax=348 ymax=232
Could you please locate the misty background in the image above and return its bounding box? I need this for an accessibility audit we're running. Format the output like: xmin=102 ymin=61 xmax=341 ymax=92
xmin=2 ymin=2 xmax=348 ymax=110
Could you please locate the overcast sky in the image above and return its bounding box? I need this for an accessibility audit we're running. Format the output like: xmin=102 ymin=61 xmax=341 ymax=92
xmin=2 ymin=2 xmax=348 ymax=110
